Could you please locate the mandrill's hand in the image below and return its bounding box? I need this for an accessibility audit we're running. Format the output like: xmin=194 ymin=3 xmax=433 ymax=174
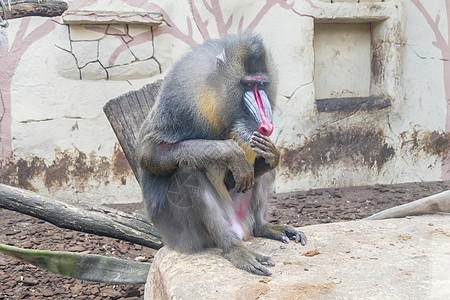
xmin=250 ymin=132 xmax=280 ymax=168
xmin=225 ymin=140 xmax=254 ymax=193
xmin=250 ymin=132 xmax=280 ymax=177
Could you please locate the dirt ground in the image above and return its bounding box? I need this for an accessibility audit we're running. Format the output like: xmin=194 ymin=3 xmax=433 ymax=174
xmin=1 ymin=180 xmax=450 ymax=299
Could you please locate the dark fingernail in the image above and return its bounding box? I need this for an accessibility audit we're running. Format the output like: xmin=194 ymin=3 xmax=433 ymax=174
xmin=301 ymin=237 xmax=307 ymax=246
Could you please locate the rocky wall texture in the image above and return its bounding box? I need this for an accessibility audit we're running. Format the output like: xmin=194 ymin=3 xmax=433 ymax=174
xmin=54 ymin=23 xmax=161 ymax=80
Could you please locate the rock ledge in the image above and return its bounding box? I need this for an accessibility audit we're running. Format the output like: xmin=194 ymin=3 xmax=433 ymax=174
xmin=145 ymin=215 xmax=450 ymax=299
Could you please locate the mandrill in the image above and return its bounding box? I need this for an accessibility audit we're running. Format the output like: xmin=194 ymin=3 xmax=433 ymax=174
xmin=137 ymin=33 xmax=306 ymax=276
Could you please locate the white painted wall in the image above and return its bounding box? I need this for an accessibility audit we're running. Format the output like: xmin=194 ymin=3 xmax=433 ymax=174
xmin=1 ymin=0 xmax=449 ymax=203
xmin=314 ymin=23 xmax=371 ymax=99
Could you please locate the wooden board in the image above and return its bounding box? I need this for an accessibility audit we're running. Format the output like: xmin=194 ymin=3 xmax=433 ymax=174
xmin=103 ymin=80 xmax=163 ymax=183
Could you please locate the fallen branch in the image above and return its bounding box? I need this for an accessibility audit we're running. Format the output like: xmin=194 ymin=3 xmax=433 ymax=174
xmin=364 ymin=190 xmax=450 ymax=220
xmin=5 ymin=0 xmax=68 ymax=19
xmin=0 ymin=183 xmax=163 ymax=249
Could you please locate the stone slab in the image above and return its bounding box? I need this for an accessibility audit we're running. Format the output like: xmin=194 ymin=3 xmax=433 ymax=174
xmin=62 ymin=10 xmax=162 ymax=26
xmin=145 ymin=214 xmax=450 ymax=299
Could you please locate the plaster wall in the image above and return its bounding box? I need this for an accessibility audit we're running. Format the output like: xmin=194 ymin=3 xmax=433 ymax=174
xmin=0 ymin=0 xmax=449 ymax=203
xmin=314 ymin=23 xmax=371 ymax=99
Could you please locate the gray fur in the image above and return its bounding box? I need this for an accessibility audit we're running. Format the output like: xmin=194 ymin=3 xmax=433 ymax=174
xmin=137 ymin=33 xmax=305 ymax=276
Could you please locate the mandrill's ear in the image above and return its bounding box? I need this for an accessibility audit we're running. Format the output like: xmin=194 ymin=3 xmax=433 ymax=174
xmin=215 ymin=48 xmax=227 ymax=67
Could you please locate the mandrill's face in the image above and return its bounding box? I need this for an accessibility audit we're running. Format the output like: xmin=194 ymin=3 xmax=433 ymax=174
xmin=212 ymin=34 xmax=277 ymax=147
xmin=240 ymin=75 xmax=273 ymax=137
xmin=225 ymin=49 xmax=276 ymax=165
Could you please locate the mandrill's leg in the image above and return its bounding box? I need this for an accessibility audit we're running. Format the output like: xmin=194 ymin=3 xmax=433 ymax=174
xmin=160 ymin=166 xmax=274 ymax=276
xmin=251 ymin=173 xmax=308 ymax=246
xmin=249 ymin=132 xmax=307 ymax=246
xmin=255 ymin=223 xmax=307 ymax=245
xmin=222 ymin=245 xmax=273 ymax=276
xmin=198 ymin=182 xmax=274 ymax=276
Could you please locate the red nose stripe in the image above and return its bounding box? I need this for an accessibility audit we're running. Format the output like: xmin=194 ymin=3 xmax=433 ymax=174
xmin=253 ymin=85 xmax=273 ymax=136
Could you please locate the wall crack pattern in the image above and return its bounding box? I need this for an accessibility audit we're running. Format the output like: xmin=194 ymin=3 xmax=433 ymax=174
xmin=54 ymin=23 xmax=160 ymax=80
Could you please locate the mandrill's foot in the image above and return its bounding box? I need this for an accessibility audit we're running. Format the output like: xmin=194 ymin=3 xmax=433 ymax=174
xmin=255 ymin=224 xmax=307 ymax=245
xmin=222 ymin=245 xmax=274 ymax=276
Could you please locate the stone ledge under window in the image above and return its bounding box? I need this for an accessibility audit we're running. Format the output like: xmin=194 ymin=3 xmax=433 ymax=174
xmin=62 ymin=10 xmax=163 ymax=26
xmin=316 ymin=96 xmax=392 ymax=113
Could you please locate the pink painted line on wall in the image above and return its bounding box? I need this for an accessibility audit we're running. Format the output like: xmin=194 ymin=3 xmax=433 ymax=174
xmin=0 ymin=18 xmax=56 ymax=163
xmin=0 ymin=88 xmax=12 ymax=162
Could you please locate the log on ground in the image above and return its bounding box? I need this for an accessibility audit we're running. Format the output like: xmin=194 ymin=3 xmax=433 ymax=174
xmin=0 ymin=183 xmax=162 ymax=249
xmin=5 ymin=0 xmax=68 ymax=19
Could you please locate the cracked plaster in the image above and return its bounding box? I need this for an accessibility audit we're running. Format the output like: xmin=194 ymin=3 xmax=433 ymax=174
xmin=80 ymin=61 xmax=108 ymax=80
xmin=72 ymin=41 xmax=99 ymax=68
xmin=106 ymin=58 xmax=160 ymax=80
xmin=98 ymin=35 xmax=133 ymax=67
xmin=107 ymin=25 xmax=127 ymax=35
xmin=54 ymin=24 xmax=158 ymax=80
xmin=70 ymin=25 xmax=106 ymax=41
xmin=53 ymin=47 xmax=80 ymax=79
xmin=54 ymin=23 xmax=71 ymax=51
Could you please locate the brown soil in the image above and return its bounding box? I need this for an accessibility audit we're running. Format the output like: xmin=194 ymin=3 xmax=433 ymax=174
xmin=1 ymin=180 xmax=450 ymax=299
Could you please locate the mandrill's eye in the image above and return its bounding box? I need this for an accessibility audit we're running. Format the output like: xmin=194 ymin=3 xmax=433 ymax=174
xmin=240 ymin=75 xmax=269 ymax=90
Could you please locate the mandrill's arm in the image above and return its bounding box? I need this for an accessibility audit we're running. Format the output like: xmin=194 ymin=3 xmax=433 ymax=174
xmin=137 ymin=135 xmax=255 ymax=193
